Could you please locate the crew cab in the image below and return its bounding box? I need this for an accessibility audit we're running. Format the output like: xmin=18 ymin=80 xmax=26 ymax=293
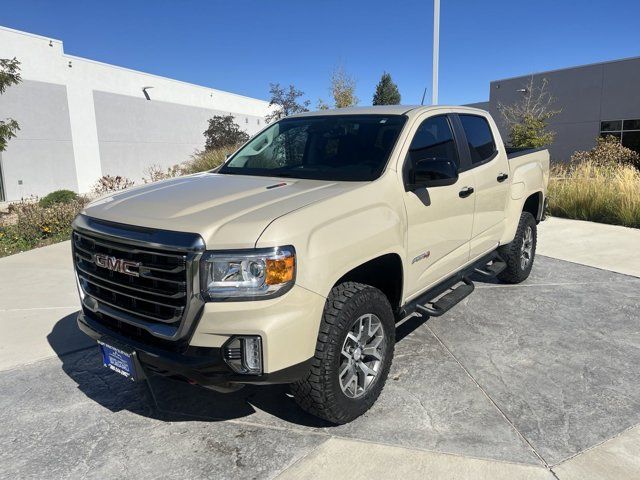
xmin=72 ymin=105 xmax=549 ymax=424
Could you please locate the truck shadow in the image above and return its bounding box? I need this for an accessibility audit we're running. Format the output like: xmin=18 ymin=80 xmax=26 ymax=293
xmin=49 ymin=306 xmax=443 ymax=429
xmin=47 ymin=312 xmax=332 ymax=427
xmin=48 ymin=273 xmax=503 ymax=428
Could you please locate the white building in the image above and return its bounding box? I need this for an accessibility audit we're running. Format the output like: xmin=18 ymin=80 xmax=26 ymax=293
xmin=0 ymin=26 xmax=270 ymax=202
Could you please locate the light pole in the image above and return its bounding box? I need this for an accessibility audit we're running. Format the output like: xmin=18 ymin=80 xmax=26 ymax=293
xmin=432 ymin=0 xmax=440 ymax=105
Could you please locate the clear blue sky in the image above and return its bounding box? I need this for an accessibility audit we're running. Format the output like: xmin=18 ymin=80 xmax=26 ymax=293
xmin=2 ymin=0 xmax=639 ymax=106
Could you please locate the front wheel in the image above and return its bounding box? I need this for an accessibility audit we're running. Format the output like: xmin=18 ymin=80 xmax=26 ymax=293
xmin=291 ymin=282 xmax=395 ymax=424
xmin=497 ymin=211 xmax=537 ymax=284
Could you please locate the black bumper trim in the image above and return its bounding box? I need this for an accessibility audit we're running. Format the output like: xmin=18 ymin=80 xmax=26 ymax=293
xmin=78 ymin=312 xmax=312 ymax=387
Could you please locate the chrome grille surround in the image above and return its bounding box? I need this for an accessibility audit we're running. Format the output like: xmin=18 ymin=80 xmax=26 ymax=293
xmin=72 ymin=214 xmax=205 ymax=342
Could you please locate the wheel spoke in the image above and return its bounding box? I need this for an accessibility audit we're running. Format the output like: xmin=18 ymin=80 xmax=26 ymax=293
xmin=346 ymin=331 xmax=359 ymax=344
xmin=357 ymin=361 xmax=376 ymax=378
xmin=362 ymin=346 xmax=382 ymax=361
xmin=359 ymin=314 xmax=372 ymax=342
xmin=363 ymin=335 xmax=383 ymax=360
xmin=367 ymin=319 xmax=381 ymax=340
xmin=345 ymin=372 xmax=357 ymax=396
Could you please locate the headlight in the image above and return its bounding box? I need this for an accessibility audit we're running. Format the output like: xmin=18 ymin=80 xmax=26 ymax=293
xmin=201 ymin=246 xmax=295 ymax=301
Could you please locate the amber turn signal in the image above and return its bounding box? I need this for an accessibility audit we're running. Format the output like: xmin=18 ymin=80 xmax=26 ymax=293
xmin=266 ymin=256 xmax=295 ymax=285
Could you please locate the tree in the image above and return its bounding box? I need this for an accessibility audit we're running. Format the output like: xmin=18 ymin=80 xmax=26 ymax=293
xmin=316 ymin=98 xmax=330 ymax=111
xmin=203 ymin=114 xmax=249 ymax=151
xmin=372 ymin=72 xmax=401 ymax=105
xmin=0 ymin=57 xmax=21 ymax=152
xmin=330 ymin=65 xmax=358 ymax=108
xmin=498 ymin=77 xmax=561 ymax=148
xmin=266 ymin=83 xmax=310 ymax=123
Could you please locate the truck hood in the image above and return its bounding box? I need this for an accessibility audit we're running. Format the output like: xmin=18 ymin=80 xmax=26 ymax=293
xmin=82 ymin=173 xmax=359 ymax=249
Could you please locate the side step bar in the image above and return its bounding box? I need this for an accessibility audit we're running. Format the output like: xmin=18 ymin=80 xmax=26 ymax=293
xmin=473 ymin=254 xmax=506 ymax=278
xmin=416 ymin=277 xmax=474 ymax=317
xmin=399 ymin=250 xmax=506 ymax=320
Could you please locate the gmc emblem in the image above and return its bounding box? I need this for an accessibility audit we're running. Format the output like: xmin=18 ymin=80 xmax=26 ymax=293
xmin=94 ymin=253 xmax=140 ymax=277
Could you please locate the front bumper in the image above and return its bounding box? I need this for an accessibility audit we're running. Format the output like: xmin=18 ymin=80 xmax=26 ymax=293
xmin=78 ymin=311 xmax=313 ymax=391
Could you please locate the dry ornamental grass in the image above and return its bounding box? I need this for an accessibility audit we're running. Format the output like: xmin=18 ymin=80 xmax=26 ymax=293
xmin=548 ymin=137 xmax=640 ymax=228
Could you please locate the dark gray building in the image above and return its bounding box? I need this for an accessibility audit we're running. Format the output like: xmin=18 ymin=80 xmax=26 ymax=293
xmin=475 ymin=56 xmax=640 ymax=161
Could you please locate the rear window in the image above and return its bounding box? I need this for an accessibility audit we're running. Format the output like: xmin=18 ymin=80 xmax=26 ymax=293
xmin=459 ymin=115 xmax=496 ymax=164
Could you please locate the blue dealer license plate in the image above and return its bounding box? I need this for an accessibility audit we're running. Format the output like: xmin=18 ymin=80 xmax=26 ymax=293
xmin=98 ymin=341 xmax=138 ymax=381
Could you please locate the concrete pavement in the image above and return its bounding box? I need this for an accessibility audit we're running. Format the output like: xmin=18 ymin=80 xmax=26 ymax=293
xmin=1 ymin=218 xmax=639 ymax=479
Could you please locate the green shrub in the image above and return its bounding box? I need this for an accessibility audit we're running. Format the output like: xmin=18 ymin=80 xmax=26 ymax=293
xmin=39 ymin=189 xmax=78 ymax=208
xmin=203 ymin=115 xmax=249 ymax=151
xmin=570 ymin=135 xmax=640 ymax=169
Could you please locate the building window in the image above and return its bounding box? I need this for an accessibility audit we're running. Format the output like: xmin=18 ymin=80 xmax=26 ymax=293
xmin=600 ymin=119 xmax=640 ymax=153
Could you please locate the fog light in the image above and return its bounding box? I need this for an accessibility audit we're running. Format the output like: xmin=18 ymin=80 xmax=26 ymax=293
xmin=223 ymin=336 xmax=263 ymax=374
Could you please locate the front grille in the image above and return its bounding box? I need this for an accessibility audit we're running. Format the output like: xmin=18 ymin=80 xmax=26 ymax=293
xmin=73 ymin=229 xmax=190 ymax=338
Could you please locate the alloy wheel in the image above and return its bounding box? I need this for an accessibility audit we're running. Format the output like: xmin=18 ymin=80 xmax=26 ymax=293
xmin=339 ymin=313 xmax=386 ymax=399
xmin=520 ymin=225 xmax=534 ymax=270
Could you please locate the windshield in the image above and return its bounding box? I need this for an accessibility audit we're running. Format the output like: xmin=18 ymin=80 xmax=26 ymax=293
xmin=219 ymin=115 xmax=407 ymax=181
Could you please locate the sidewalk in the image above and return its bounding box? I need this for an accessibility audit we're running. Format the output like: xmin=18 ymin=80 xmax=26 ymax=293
xmin=0 ymin=241 xmax=90 ymax=371
xmin=538 ymin=217 xmax=640 ymax=278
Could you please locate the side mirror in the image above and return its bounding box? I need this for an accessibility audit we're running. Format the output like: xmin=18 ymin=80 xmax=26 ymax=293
xmin=407 ymin=158 xmax=458 ymax=190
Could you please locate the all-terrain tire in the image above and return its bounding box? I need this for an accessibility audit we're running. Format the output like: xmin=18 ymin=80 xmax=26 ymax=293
xmin=497 ymin=211 xmax=537 ymax=284
xmin=291 ymin=282 xmax=395 ymax=424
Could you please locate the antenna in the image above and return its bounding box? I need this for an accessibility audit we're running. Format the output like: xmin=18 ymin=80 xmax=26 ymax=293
xmin=420 ymin=88 xmax=427 ymax=105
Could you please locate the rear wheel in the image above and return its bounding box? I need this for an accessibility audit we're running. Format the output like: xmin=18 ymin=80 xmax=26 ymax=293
xmin=291 ymin=282 xmax=395 ymax=424
xmin=497 ymin=211 xmax=537 ymax=284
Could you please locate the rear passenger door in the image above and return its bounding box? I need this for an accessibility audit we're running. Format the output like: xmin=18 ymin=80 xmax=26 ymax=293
xmin=455 ymin=113 xmax=510 ymax=258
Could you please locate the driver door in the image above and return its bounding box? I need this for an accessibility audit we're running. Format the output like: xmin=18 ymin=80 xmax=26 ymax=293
xmin=401 ymin=113 xmax=475 ymax=300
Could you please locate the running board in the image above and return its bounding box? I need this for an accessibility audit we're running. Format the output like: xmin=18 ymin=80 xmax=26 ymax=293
xmin=398 ymin=250 xmax=504 ymax=320
xmin=473 ymin=255 xmax=506 ymax=278
xmin=415 ymin=277 xmax=475 ymax=317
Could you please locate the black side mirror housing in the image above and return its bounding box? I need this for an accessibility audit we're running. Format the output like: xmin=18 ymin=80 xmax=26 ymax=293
xmin=406 ymin=158 xmax=458 ymax=190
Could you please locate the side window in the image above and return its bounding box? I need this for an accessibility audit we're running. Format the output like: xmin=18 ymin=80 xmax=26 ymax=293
xmin=459 ymin=114 xmax=497 ymax=164
xmin=407 ymin=115 xmax=459 ymax=167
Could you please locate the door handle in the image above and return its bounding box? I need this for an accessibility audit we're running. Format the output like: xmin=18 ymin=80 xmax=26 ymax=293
xmin=459 ymin=186 xmax=474 ymax=198
xmin=497 ymin=172 xmax=509 ymax=182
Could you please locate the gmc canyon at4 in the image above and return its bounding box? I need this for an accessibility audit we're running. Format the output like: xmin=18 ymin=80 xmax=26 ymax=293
xmin=72 ymin=105 xmax=549 ymax=424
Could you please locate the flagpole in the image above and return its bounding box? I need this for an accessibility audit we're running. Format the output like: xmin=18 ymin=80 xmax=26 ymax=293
xmin=432 ymin=0 xmax=440 ymax=105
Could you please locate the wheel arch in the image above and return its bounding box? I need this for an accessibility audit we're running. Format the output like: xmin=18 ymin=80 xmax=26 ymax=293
xmin=523 ymin=191 xmax=544 ymax=222
xmin=334 ymin=253 xmax=404 ymax=312
xmin=500 ymin=189 xmax=545 ymax=245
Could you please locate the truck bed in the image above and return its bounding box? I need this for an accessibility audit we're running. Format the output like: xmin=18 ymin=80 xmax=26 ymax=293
xmin=506 ymin=146 xmax=548 ymax=159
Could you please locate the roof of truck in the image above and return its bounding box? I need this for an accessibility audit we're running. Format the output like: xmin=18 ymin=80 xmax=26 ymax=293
xmin=288 ymin=104 xmax=488 ymax=118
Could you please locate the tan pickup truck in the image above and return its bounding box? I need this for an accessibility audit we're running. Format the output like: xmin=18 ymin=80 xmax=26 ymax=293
xmin=72 ymin=105 xmax=549 ymax=423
